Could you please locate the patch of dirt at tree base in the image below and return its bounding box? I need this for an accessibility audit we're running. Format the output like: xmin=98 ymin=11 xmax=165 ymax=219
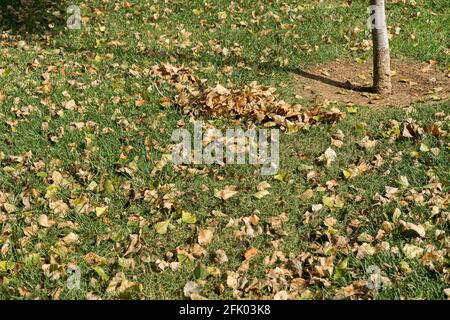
xmin=294 ymin=59 xmax=449 ymax=107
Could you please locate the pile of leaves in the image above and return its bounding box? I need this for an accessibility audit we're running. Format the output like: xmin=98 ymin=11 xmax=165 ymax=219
xmin=150 ymin=63 xmax=345 ymax=129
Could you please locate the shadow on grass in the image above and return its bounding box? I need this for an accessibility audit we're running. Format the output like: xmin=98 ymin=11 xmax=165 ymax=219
xmin=146 ymin=50 xmax=375 ymax=94
xmin=0 ymin=0 xmax=66 ymax=37
xmin=257 ymin=62 xmax=374 ymax=93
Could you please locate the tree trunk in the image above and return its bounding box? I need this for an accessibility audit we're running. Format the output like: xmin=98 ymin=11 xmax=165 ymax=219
xmin=370 ymin=0 xmax=392 ymax=94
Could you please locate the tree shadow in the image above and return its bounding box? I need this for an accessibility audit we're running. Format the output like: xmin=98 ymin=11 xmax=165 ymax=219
xmin=148 ymin=50 xmax=375 ymax=94
xmin=257 ymin=62 xmax=374 ymax=93
xmin=295 ymin=69 xmax=374 ymax=93
xmin=0 ymin=0 xmax=65 ymax=37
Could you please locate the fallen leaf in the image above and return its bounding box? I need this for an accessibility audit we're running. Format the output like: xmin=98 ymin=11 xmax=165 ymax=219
xmin=402 ymin=244 xmax=424 ymax=259
xmin=62 ymin=232 xmax=79 ymax=245
xmin=400 ymin=221 xmax=426 ymax=238
xmin=135 ymin=98 xmax=145 ymax=107
xmin=274 ymin=290 xmax=288 ymax=300
xmin=155 ymin=220 xmax=170 ymax=234
xmin=214 ymin=185 xmax=239 ymax=200
xmin=183 ymin=281 xmax=201 ymax=298
xmin=253 ymin=190 xmax=270 ymax=199
xmin=95 ymin=206 xmax=108 ymax=217
xmin=181 ymin=210 xmax=197 ymax=224
xmin=38 ymin=214 xmax=55 ymax=228
xmin=215 ymin=249 xmax=229 ymax=264
xmin=298 ymin=189 xmax=314 ymax=201
xmin=257 ymin=181 xmax=271 ymax=191
xmin=244 ymin=247 xmax=258 ymax=261
xmin=198 ymin=229 xmax=214 ymax=245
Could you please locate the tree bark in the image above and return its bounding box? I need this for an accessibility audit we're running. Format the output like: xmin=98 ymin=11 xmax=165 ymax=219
xmin=370 ymin=0 xmax=392 ymax=94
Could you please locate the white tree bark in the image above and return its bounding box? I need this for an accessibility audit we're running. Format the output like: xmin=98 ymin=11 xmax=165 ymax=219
xmin=370 ymin=0 xmax=392 ymax=94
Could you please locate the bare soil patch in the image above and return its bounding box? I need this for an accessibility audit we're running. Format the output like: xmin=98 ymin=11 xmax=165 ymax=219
xmin=294 ymin=59 xmax=449 ymax=107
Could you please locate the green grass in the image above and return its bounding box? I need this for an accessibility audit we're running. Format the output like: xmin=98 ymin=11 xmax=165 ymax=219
xmin=0 ymin=0 xmax=448 ymax=300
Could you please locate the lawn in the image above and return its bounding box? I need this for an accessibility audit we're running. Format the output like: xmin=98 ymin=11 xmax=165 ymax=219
xmin=0 ymin=0 xmax=448 ymax=300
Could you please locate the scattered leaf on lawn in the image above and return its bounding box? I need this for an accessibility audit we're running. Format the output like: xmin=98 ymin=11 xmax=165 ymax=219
xmin=244 ymin=247 xmax=258 ymax=261
xmin=198 ymin=229 xmax=214 ymax=245
xmin=155 ymin=220 xmax=170 ymax=234
xmin=181 ymin=211 xmax=197 ymax=224
xmin=214 ymin=185 xmax=239 ymax=200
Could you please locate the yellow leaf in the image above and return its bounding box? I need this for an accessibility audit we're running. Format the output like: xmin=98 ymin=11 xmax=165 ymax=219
xmin=155 ymin=220 xmax=170 ymax=234
xmin=95 ymin=206 xmax=108 ymax=217
xmin=342 ymin=169 xmax=352 ymax=179
xmin=274 ymin=172 xmax=288 ymax=182
xmin=346 ymin=106 xmax=358 ymax=113
xmin=0 ymin=261 xmax=15 ymax=271
xmin=94 ymin=266 xmax=110 ymax=281
xmin=181 ymin=211 xmax=197 ymax=224
xmin=45 ymin=184 xmax=59 ymax=199
xmin=322 ymin=196 xmax=335 ymax=208
xmin=104 ymin=179 xmax=115 ymax=193
xmin=253 ymin=190 xmax=270 ymax=199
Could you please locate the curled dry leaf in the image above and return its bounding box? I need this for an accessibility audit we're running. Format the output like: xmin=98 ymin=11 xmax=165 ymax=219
xmin=298 ymin=189 xmax=314 ymax=201
xmin=381 ymin=221 xmax=393 ymax=233
xmin=62 ymin=232 xmax=79 ymax=245
xmin=38 ymin=214 xmax=55 ymax=228
xmin=124 ymin=234 xmax=141 ymax=256
xmin=257 ymin=181 xmax=271 ymax=191
xmin=215 ymin=249 xmax=229 ymax=264
xmin=226 ymin=271 xmax=240 ymax=289
xmin=84 ymin=252 xmax=105 ymax=265
xmin=198 ymin=228 xmax=214 ymax=245
xmin=402 ymin=244 xmax=424 ymax=259
xmin=244 ymin=247 xmax=258 ymax=261
xmin=400 ymin=221 xmax=426 ymax=238
xmin=444 ymin=288 xmax=450 ymax=298
xmin=183 ymin=281 xmax=201 ymax=298
xmin=214 ymin=185 xmax=239 ymax=200
xmin=323 ymin=216 xmax=336 ymax=227
xmin=106 ymin=272 xmax=142 ymax=297
xmin=253 ymin=190 xmax=270 ymax=199
xmin=318 ymin=147 xmax=337 ymax=166
xmin=356 ymin=243 xmax=375 ymax=259
xmin=358 ymin=136 xmax=378 ymax=150
xmin=274 ymin=290 xmax=288 ymax=300
xmin=191 ymin=244 xmax=207 ymax=258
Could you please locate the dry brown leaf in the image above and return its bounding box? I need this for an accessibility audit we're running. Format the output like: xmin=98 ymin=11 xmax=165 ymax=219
xmin=62 ymin=232 xmax=79 ymax=245
xmin=198 ymin=229 xmax=214 ymax=245
xmin=214 ymin=185 xmax=239 ymax=200
xmin=400 ymin=221 xmax=426 ymax=238
xmin=38 ymin=214 xmax=55 ymax=228
xmin=244 ymin=247 xmax=258 ymax=261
